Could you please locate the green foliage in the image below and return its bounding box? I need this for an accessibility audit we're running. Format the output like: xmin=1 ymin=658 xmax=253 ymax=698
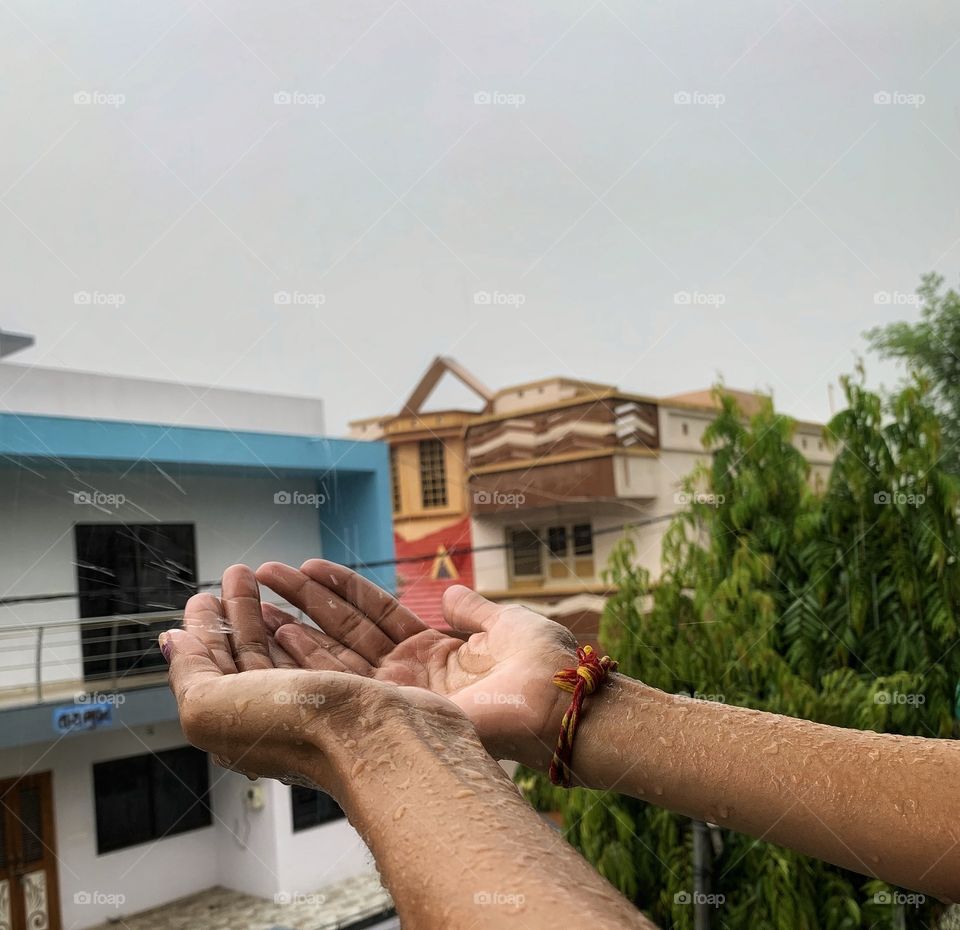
xmin=518 ymin=372 xmax=960 ymax=930
xmin=867 ymin=272 xmax=960 ymax=474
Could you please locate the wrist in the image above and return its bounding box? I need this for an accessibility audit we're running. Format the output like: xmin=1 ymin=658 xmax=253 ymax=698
xmin=560 ymin=672 xmax=651 ymax=789
xmin=304 ymin=683 xmax=485 ymax=800
xmin=519 ymin=651 xmax=631 ymax=785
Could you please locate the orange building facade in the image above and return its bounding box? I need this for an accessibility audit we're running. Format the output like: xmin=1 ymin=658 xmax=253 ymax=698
xmin=351 ymin=359 xmax=834 ymax=642
xmin=349 ymin=358 xmax=493 ymax=630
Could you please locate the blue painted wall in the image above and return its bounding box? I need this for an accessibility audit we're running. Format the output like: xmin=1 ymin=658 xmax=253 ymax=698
xmin=0 ymin=411 xmax=397 ymax=593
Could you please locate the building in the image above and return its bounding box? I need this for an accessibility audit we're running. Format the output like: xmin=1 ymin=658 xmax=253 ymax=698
xmin=351 ymin=358 xmax=833 ymax=646
xmin=0 ymin=337 xmax=396 ymax=930
xmin=468 ymin=379 xmax=833 ymax=643
xmin=349 ymin=357 xmax=493 ymax=630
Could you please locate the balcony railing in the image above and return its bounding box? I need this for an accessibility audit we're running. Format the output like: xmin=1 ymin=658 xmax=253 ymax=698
xmin=0 ymin=602 xmax=303 ymax=708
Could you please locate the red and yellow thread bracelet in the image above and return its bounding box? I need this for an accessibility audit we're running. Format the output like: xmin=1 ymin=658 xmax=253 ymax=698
xmin=548 ymin=644 xmax=618 ymax=787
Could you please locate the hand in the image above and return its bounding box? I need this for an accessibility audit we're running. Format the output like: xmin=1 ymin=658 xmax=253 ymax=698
xmin=255 ymin=560 xmax=580 ymax=770
xmin=162 ymin=565 xmax=472 ymax=793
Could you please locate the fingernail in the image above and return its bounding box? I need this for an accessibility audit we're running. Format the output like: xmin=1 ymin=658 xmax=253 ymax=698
xmin=159 ymin=631 xmax=173 ymax=663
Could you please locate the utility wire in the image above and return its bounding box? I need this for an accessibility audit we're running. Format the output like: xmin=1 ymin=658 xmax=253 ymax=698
xmin=0 ymin=511 xmax=679 ymax=607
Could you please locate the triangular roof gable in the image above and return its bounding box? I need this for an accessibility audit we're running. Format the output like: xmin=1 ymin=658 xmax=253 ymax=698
xmin=400 ymin=356 xmax=493 ymax=417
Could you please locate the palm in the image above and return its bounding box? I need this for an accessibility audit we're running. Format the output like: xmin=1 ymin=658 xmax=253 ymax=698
xmin=256 ymin=560 xmax=577 ymax=769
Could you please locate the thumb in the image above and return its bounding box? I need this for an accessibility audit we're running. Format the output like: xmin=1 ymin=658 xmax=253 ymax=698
xmin=441 ymin=585 xmax=501 ymax=634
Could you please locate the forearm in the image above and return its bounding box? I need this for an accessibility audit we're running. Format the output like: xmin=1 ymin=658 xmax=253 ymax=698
xmin=570 ymin=675 xmax=960 ymax=901
xmin=321 ymin=707 xmax=656 ymax=930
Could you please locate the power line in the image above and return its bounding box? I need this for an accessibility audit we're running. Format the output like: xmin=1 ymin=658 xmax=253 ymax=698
xmin=0 ymin=511 xmax=679 ymax=607
xmin=346 ymin=510 xmax=678 ymax=570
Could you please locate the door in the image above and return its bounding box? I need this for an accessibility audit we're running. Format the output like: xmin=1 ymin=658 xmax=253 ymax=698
xmin=0 ymin=773 xmax=61 ymax=930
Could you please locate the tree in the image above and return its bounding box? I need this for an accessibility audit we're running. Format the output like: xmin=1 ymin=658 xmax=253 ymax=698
xmin=867 ymin=272 xmax=960 ymax=473
xmin=519 ymin=375 xmax=960 ymax=930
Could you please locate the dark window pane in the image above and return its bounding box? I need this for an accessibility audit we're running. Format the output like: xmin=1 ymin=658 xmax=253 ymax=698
xmin=547 ymin=526 xmax=567 ymax=557
xmin=291 ymin=785 xmax=343 ymax=832
xmin=93 ymin=747 xmax=210 ymax=854
xmin=572 ymin=524 xmax=594 ymax=556
xmin=510 ymin=529 xmax=542 ymax=577
xmin=76 ymin=524 xmax=197 ymax=681
xmin=94 ymin=755 xmax=152 ymax=853
xmin=151 ymin=747 xmax=211 ymax=840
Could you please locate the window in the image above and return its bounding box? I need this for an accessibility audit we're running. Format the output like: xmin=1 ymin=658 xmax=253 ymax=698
xmin=508 ymin=523 xmax=594 ymax=582
xmin=681 ymin=422 xmax=689 ymax=436
xmin=390 ymin=447 xmax=402 ymax=512
xmin=291 ymin=785 xmax=344 ymax=832
xmin=75 ymin=524 xmax=197 ymax=682
xmin=572 ymin=523 xmax=594 ymax=556
xmin=547 ymin=526 xmax=567 ymax=557
xmin=419 ymin=439 xmax=448 ymax=508
xmin=510 ymin=529 xmax=542 ymax=577
xmin=94 ymin=746 xmax=211 ymax=854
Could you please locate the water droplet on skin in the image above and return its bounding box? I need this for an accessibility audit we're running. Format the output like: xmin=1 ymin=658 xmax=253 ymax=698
xmin=762 ymin=742 xmax=779 ymax=755
xmin=654 ymin=786 xmax=664 ymax=796
xmin=393 ymin=806 xmax=406 ymax=821
xmin=718 ymin=805 xmax=729 ymax=819
xmin=351 ymin=760 xmax=366 ymax=777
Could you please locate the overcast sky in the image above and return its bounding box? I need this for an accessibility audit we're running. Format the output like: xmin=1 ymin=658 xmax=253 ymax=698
xmin=2 ymin=0 xmax=958 ymax=432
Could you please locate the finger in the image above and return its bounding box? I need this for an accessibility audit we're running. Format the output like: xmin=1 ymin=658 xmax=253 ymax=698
xmin=275 ymin=623 xmax=373 ymax=676
xmin=441 ymin=585 xmax=501 ymax=634
xmin=162 ymin=629 xmax=222 ymax=707
xmin=182 ymin=593 xmax=237 ymax=674
xmin=261 ymin=602 xmax=298 ymax=635
xmin=222 ymin=564 xmax=273 ymax=671
xmin=300 ymin=559 xmax=428 ymax=642
xmin=256 ymin=562 xmax=396 ymax=664
xmin=258 ymin=604 xmax=300 ymax=667
xmin=268 ymin=637 xmax=299 ymax=669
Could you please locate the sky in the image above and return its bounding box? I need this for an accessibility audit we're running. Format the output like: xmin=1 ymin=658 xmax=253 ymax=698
xmin=2 ymin=0 xmax=958 ymax=433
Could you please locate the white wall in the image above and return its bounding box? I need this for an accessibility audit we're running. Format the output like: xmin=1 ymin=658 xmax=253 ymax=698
xmin=491 ymin=380 xmax=585 ymax=415
xmin=0 ymin=723 xmax=377 ymax=930
xmin=0 ymin=466 xmax=326 ymax=690
xmin=658 ymin=406 xmax=714 ymax=453
xmin=0 ymin=362 xmax=325 ymax=437
xmin=210 ymin=768 xmax=285 ymax=901
xmin=210 ymin=769 xmax=373 ymax=901
xmin=470 ymin=517 xmax=509 ymax=593
xmin=272 ymin=780 xmax=375 ymax=897
xmin=0 ymin=721 xmax=219 ymax=930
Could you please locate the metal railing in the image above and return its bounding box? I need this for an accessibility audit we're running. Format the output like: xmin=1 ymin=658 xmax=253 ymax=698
xmin=0 ymin=602 xmax=302 ymax=707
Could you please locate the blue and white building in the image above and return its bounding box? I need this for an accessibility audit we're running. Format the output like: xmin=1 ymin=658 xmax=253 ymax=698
xmin=0 ymin=331 xmax=396 ymax=930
